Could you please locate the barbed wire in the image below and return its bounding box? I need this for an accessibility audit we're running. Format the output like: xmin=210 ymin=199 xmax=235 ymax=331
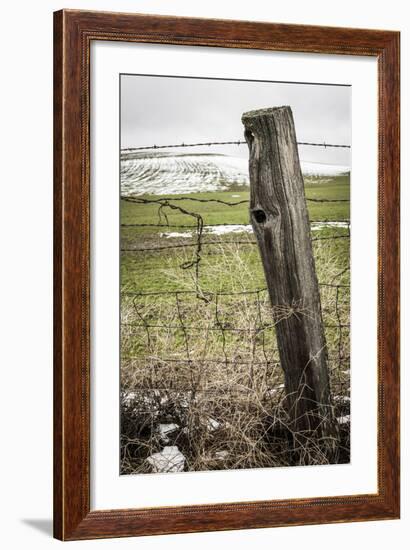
xmin=121 ymin=283 xmax=349 ymax=297
xmin=122 ymin=196 xmax=349 ymax=206
xmin=121 ymin=139 xmax=351 ymax=152
xmin=121 ymin=219 xmax=350 ymax=228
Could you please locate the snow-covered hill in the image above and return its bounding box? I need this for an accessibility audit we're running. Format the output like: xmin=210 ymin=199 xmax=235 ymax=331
xmin=120 ymin=153 xmax=349 ymax=196
xmin=301 ymin=161 xmax=350 ymax=177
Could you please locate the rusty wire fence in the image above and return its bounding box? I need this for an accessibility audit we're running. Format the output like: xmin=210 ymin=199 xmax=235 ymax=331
xmin=119 ymin=141 xmax=351 ymax=473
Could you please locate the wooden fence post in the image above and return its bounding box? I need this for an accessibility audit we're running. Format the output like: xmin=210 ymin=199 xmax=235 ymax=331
xmin=242 ymin=106 xmax=337 ymax=461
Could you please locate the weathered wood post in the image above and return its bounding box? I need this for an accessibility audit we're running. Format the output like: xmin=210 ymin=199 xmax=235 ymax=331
xmin=242 ymin=106 xmax=336 ymax=461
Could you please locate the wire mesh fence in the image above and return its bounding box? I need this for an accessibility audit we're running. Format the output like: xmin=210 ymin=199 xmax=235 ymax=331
xmin=120 ymin=140 xmax=350 ymax=473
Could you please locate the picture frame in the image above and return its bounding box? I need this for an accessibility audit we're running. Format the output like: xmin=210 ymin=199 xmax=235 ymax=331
xmin=53 ymin=9 xmax=400 ymax=540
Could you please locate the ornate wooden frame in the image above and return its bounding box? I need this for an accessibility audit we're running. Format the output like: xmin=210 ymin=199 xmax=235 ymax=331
xmin=53 ymin=9 xmax=400 ymax=540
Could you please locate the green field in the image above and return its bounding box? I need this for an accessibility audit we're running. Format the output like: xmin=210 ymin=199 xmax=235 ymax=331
xmin=121 ymin=176 xmax=349 ymax=229
xmin=120 ymin=176 xmax=350 ymax=293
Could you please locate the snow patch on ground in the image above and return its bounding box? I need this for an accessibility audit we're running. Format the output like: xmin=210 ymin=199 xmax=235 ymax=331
xmin=160 ymin=221 xmax=349 ymax=239
xmin=160 ymin=231 xmax=192 ymax=239
xmin=146 ymin=446 xmax=185 ymax=473
xmin=301 ymin=161 xmax=349 ymax=176
xmin=206 ymin=418 xmax=221 ymax=432
xmin=205 ymin=225 xmax=253 ymax=236
xmin=157 ymin=423 xmax=179 ymax=443
xmin=311 ymin=221 xmax=349 ymax=231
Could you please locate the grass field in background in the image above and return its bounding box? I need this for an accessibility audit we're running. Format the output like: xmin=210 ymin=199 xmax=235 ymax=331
xmin=121 ymin=176 xmax=349 ymax=228
xmin=120 ymin=176 xmax=350 ymax=293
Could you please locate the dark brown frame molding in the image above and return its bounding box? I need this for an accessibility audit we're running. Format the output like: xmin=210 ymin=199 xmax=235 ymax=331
xmin=54 ymin=9 xmax=400 ymax=540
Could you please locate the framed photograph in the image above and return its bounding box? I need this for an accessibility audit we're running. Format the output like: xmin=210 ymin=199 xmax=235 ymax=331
xmin=54 ymin=9 xmax=400 ymax=540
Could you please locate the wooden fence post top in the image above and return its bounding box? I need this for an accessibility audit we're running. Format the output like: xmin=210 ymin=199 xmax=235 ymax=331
xmin=241 ymin=105 xmax=291 ymax=121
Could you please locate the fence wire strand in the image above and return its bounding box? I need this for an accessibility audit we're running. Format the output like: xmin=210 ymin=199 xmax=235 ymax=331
xmin=122 ymin=139 xmax=351 ymax=152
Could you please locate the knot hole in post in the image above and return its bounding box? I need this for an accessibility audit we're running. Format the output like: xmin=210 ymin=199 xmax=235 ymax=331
xmin=252 ymin=209 xmax=267 ymax=224
xmin=244 ymin=129 xmax=255 ymax=146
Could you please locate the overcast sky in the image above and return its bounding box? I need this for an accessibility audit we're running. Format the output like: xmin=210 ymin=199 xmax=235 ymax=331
xmin=121 ymin=74 xmax=351 ymax=166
